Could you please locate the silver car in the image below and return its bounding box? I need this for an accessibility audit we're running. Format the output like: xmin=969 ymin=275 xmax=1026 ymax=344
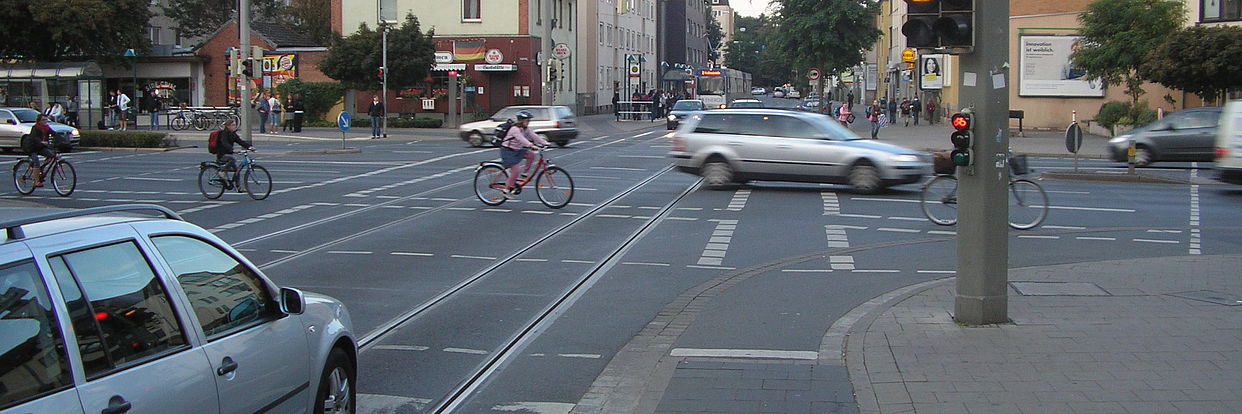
xmin=668 ymin=109 xmax=931 ymax=193
xmin=0 ymin=205 xmax=356 ymax=414
xmin=0 ymin=108 xmax=81 ymax=152
xmin=459 ymin=105 xmax=578 ymax=147
xmin=1107 ymin=106 xmax=1221 ymax=167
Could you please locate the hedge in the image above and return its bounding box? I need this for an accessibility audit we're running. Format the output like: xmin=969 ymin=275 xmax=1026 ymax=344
xmin=303 ymin=117 xmax=443 ymax=128
xmin=80 ymin=131 xmax=172 ymax=148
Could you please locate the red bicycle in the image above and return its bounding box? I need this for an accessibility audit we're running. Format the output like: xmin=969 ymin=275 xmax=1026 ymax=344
xmin=473 ymin=148 xmax=574 ymax=208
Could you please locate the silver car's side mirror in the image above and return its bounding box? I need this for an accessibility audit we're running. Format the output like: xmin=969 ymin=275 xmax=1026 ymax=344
xmin=280 ymin=287 xmax=306 ymax=314
xmin=5 ymin=119 xmax=14 ymax=125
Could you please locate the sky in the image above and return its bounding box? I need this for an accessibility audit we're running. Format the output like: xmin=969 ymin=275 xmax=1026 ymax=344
xmin=729 ymin=0 xmax=775 ymax=17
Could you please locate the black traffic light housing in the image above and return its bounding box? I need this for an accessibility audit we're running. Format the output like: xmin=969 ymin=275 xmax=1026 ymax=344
xmin=902 ymin=0 xmax=974 ymax=53
xmin=241 ymin=60 xmax=254 ymax=78
xmin=950 ymin=109 xmax=973 ymax=166
xmin=377 ymin=67 xmax=385 ymax=83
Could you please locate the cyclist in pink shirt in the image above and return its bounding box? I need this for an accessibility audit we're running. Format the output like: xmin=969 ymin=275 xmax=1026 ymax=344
xmin=498 ymin=110 xmax=549 ymax=198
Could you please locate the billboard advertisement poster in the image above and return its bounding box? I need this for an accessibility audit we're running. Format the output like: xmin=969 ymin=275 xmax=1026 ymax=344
xmin=1019 ymin=35 xmax=1105 ymax=97
xmin=919 ymin=54 xmax=943 ymax=90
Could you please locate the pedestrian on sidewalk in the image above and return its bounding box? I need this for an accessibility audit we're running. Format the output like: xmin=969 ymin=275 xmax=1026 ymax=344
xmin=887 ymin=98 xmax=897 ymax=122
xmin=926 ymin=100 xmax=938 ymax=125
xmin=612 ymin=93 xmax=620 ymax=121
xmin=105 ymin=90 xmax=117 ymax=129
xmin=846 ymin=92 xmax=855 ymax=110
xmin=269 ymin=93 xmax=282 ymax=131
xmin=66 ymin=96 xmax=79 ymax=127
xmin=282 ymin=95 xmax=294 ymax=132
xmin=291 ymin=95 xmax=305 ymax=133
xmin=867 ymin=100 xmax=882 ymax=139
xmin=910 ymin=96 xmax=921 ymax=126
xmin=145 ymin=90 xmax=162 ymax=130
xmin=116 ymin=89 xmax=131 ymax=131
xmin=650 ymin=90 xmax=660 ymax=122
xmin=368 ymin=95 xmax=385 ymax=138
xmin=255 ymin=91 xmax=270 ymax=134
xmin=900 ymin=98 xmax=911 ymax=127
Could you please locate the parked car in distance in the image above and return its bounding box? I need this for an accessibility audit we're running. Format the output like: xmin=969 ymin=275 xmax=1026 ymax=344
xmin=1107 ymin=106 xmax=1222 ymax=167
xmin=787 ymin=90 xmax=801 ymax=99
xmin=728 ymin=99 xmax=764 ymax=109
xmin=800 ymin=98 xmax=822 ymax=112
xmin=668 ymin=109 xmax=931 ymax=193
xmin=751 ymin=87 xmax=767 ymax=95
xmin=1215 ymin=101 xmax=1242 ymax=184
xmin=459 ymin=105 xmax=578 ymax=147
xmin=0 ymin=205 xmax=357 ymax=414
xmin=0 ymin=107 xmax=80 ymax=152
xmin=667 ymin=99 xmax=706 ymax=130
xmin=773 ymin=89 xmax=786 ymax=99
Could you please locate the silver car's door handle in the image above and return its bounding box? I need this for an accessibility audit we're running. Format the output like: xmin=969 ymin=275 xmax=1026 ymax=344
xmin=729 ymin=142 xmax=744 ymax=146
xmin=776 ymin=144 xmax=792 ymax=149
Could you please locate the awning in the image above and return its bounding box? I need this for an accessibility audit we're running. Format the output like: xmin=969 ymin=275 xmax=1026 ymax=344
xmin=662 ymin=69 xmax=692 ymax=81
xmin=432 ymin=64 xmax=466 ymax=71
xmin=0 ymin=62 xmax=104 ymax=79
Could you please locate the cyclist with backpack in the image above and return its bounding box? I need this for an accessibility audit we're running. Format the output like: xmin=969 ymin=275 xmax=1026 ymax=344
xmin=22 ymin=114 xmax=56 ymax=187
xmin=208 ymin=119 xmax=255 ymax=187
xmin=498 ymin=110 xmax=549 ymax=199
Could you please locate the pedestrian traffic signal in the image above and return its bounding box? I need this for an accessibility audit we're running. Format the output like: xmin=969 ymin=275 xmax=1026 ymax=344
xmin=901 ymin=0 xmax=974 ymax=52
xmin=226 ymin=48 xmax=240 ymax=76
xmin=241 ymin=60 xmax=254 ymax=78
xmin=377 ymin=67 xmax=385 ymax=82
xmin=950 ymin=109 xmax=973 ymax=166
xmin=546 ymin=59 xmax=559 ymax=83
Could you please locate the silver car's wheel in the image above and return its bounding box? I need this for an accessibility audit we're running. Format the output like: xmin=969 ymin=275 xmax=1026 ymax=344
xmin=1133 ymin=146 xmax=1153 ymax=167
xmin=701 ymin=161 xmax=733 ymax=189
xmin=848 ymin=164 xmax=882 ymax=194
xmin=316 ymin=349 xmax=355 ymax=414
xmin=467 ymin=131 xmax=485 ymax=147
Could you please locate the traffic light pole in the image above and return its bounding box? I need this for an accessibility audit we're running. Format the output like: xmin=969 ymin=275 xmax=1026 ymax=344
xmin=954 ymin=0 xmax=1009 ymax=325
xmin=540 ymin=0 xmax=553 ymax=105
xmin=239 ymin=0 xmax=252 ymax=143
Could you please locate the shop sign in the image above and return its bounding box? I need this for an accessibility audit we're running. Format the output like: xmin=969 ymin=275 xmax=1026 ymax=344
xmin=435 ymin=52 xmax=453 ymax=63
xmin=432 ymin=64 xmax=467 ymax=71
xmin=422 ymin=99 xmax=435 ymax=110
xmin=475 ymin=64 xmax=517 ymax=71
xmin=485 ymin=49 xmax=504 ymax=64
xmin=553 ymin=43 xmax=571 ymax=59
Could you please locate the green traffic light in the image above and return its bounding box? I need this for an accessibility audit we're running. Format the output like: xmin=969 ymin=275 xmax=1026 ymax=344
xmin=951 ymin=149 xmax=971 ymax=166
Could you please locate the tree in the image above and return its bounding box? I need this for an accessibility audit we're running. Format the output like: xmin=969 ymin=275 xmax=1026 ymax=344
xmin=319 ymin=13 xmax=434 ymax=91
xmin=1073 ymin=0 xmax=1186 ymax=103
xmin=768 ymin=0 xmax=881 ymax=89
xmin=706 ymin=7 xmax=725 ymax=63
xmin=724 ymin=15 xmax=792 ymax=87
xmin=1139 ymin=26 xmax=1242 ymax=104
xmin=0 ymin=0 xmax=151 ymax=61
xmin=280 ymin=0 xmax=333 ymax=45
xmin=162 ymin=0 xmax=285 ymax=40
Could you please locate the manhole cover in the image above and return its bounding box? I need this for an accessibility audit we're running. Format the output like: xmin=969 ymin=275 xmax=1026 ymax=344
xmin=1010 ymin=282 xmax=1110 ymax=296
xmin=1169 ymin=290 xmax=1242 ymax=306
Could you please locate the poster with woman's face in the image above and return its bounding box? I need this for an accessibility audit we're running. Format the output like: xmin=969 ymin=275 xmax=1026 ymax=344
xmin=920 ymin=55 xmax=943 ymax=90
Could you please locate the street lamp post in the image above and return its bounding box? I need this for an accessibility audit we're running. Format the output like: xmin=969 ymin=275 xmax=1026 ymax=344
xmin=124 ymin=48 xmax=137 ymax=129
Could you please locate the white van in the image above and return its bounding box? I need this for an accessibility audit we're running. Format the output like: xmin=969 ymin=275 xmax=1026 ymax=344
xmin=1215 ymin=100 xmax=1242 ymax=184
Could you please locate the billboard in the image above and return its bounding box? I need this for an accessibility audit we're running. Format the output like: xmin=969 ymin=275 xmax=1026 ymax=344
xmin=919 ymin=54 xmax=943 ymax=90
xmin=1019 ymin=35 xmax=1105 ymax=97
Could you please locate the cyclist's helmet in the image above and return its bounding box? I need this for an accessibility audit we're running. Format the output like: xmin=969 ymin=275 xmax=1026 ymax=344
xmin=515 ymin=110 xmax=534 ymax=120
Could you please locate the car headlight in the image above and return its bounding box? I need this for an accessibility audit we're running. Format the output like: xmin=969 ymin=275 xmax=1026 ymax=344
xmin=889 ymin=154 xmax=920 ymax=163
xmin=667 ymin=115 xmax=676 ymax=121
xmin=71 ymin=128 xmax=80 ymax=137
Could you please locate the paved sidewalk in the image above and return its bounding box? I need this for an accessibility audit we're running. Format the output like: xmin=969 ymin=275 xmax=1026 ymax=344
xmin=848 ymin=255 xmax=1242 ymax=414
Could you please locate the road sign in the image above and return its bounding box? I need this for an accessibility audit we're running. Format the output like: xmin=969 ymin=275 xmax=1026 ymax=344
xmin=485 ymin=49 xmax=503 ymax=64
xmin=1065 ymin=122 xmax=1083 ymax=154
xmin=553 ymin=43 xmax=572 ymax=59
xmin=629 ymin=63 xmax=640 ymax=78
xmin=808 ymin=68 xmax=821 ymax=81
xmin=902 ymin=48 xmax=917 ymax=62
xmin=337 ymin=111 xmax=351 ymax=132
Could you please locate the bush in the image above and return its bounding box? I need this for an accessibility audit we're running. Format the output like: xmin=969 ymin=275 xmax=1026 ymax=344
xmin=275 ymin=79 xmax=345 ymax=121
xmin=352 ymin=117 xmax=442 ymax=128
xmin=80 ymin=131 xmax=169 ymax=148
xmin=1095 ymin=101 xmax=1130 ymax=130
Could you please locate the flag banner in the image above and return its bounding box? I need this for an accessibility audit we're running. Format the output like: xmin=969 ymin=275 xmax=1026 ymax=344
xmin=453 ymin=40 xmax=486 ymax=62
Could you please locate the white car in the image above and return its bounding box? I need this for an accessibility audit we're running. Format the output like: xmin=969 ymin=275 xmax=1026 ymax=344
xmin=0 ymin=107 xmax=80 ymax=152
xmin=459 ymin=106 xmax=578 ymax=147
xmin=751 ymin=87 xmax=767 ymax=95
xmin=1216 ymin=100 xmax=1242 ymax=184
xmin=773 ymin=90 xmax=786 ymax=98
xmin=787 ymin=90 xmax=802 ymax=99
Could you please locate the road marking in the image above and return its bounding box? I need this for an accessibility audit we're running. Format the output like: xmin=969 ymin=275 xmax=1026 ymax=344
xmin=826 ymin=225 xmax=851 ymax=248
xmin=829 ymin=255 xmax=855 ymax=270
xmin=886 ymin=216 xmax=926 ymax=221
xmin=853 ymin=269 xmax=900 ymax=273
xmin=618 ymin=155 xmax=664 ymax=159
xmin=666 ymin=217 xmax=698 ymax=221
xmin=669 ymin=348 xmax=818 ymax=360
xmin=1047 ymin=205 xmax=1136 ymax=212
xmin=270 ymin=249 xmax=300 ymax=254
xmin=516 ymin=258 xmax=549 ymax=262
xmin=597 ymin=214 xmax=631 ymax=218
xmin=838 ymin=213 xmax=882 ymax=219
xmin=622 ymin=262 xmax=670 ymax=267
xmin=392 ymin=252 xmax=434 ymax=256
xmin=1018 ymin=235 xmax=1060 ymax=239
xmin=1190 ymin=176 xmax=1201 ymax=255
xmin=782 ymin=269 xmax=833 ymax=273
xmin=561 ymin=259 xmax=594 ymax=264
xmin=822 ymin=191 xmax=841 ymax=215
xmin=877 ymin=227 xmax=920 ymax=233
xmin=727 ymin=189 xmax=751 ymax=211
xmin=687 ymin=265 xmax=736 ymax=270
xmin=444 ymin=347 xmax=489 ymax=355
xmin=492 ymin=402 xmax=575 ymax=414
xmin=917 ymin=270 xmax=955 ymax=274
xmin=373 ymin=345 xmax=430 ymax=352
xmin=522 ymin=210 xmax=555 ymax=215
xmin=590 ymin=166 xmax=646 ymax=171
xmin=852 ymin=197 xmax=918 ymax=203
xmin=1134 ymin=238 xmax=1179 ymax=244
xmin=1076 ymin=237 xmax=1116 ymax=241
xmin=1043 ymin=225 xmax=1087 ymax=230
xmin=635 ymin=131 xmax=658 ymax=138
xmin=698 ymin=219 xmax=738 ymax=266
xmin=452 ymin=254 xmax=496 ymax=260
xmin=327 ymin=250 xmax=372 ymax=254
xmin=1146 ymin=229 xmax=1182 ymax=233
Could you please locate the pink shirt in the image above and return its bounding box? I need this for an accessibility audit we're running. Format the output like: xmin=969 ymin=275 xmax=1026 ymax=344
xmin=502 ymin=125 xmax=549 ymax=150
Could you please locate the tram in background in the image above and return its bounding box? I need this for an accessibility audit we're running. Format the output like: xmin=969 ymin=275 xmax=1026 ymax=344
xmin=695 ymin=68 xmax=752 ymax=109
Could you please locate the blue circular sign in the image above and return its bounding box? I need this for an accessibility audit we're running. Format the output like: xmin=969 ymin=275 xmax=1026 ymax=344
xmin=337 ymin=111 xmax=351 ymax=132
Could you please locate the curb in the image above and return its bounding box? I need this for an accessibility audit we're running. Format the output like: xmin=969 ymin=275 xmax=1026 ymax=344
xmin=76 ymin=146 xmax=193 ymax=153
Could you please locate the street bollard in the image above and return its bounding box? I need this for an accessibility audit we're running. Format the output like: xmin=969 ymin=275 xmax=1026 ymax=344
xmin=1127 ymin=138 xmax=1137 ymax=175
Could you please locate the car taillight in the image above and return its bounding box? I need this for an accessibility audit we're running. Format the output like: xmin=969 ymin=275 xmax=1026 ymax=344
xmin=1217 ymin=147 xmax=1229 ymax=160
xmin=671 ymin=135 xmax=686 ymax=152
xmin=555 ymin=121 xmax=562 ymax=128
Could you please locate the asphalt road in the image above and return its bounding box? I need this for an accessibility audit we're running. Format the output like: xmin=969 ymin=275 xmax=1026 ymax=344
xmin=4 ymin=123 xmax=1241 ymax=413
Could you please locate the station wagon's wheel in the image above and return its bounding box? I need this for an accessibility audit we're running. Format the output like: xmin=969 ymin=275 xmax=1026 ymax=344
xmin=701 ymin=160 xmax=734 ymax=189
xmin=315 ymin=348 xmax=355 ymax=414
xmin=467 ymin=131 xmax=485 ymax=147
xmin=555 ymin=140 xmax=569 ymax=147
xmin=1133 ymin=146 xmax=1153 ymax=167
xmin=848 ymin=163 xmax=882 ymax=194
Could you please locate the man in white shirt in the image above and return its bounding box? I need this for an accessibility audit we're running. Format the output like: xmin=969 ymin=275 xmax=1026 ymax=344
xmin=116 ymin=89 xmax=132 ymax=130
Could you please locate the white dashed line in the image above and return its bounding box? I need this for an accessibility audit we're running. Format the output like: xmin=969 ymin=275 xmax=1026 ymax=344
xmin=327 ymin=250 xmax=372 ymax=255
xmin=444 ymin=347 xmax=489 ymax=355
xmin=1134 ymin=239 xmax=1179 ymax=244
xmin=561 ymin=259 xmax=594 ymax=264
xmin=781 ymin=269 xmax=833 ymax=273
xmin=877 ymin=227 xmax=921 ymax=233
xmin=698 ymin=219 xmax=738 ymax=266
xmin=622 ymin=262 xmax=670 ymax=267
xmin=726 ymin=189 xmax=751 ymax=211
xmin=392 ymin=252 xmax=434 ymax=256
xmin=1018 ymin=235 xmax=1060 ymax=239
xmin=451 ymin=255 xmax=496 ymax=260
xmin=852 ymin=269 xmax=900 ymax=273
xmin=1076 ymin=237 xmax=1116 ymax=241
xmin=373 ymin=345 xmax=430 ymax=352
xmin=917 ymin=270 xmax=955 ymax=274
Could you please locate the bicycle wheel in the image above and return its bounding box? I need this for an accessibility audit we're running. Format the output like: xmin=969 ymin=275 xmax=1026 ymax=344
xmin=920 ymin=175 xmax=958 ymax=226
xmin=243 ymin=165 xmax=272 ymax=200
xmin=171 ymin=116 xmax=189 ymax=131
xmin=50 ymin=160 xmax=76 ymax=196
xmin=198 ymin=164 xmax=226 ymax=199
xmin=1008 ymin=179 xmax=1048 ymax=230
xmin=12 ymin=159 xmax=36 ymax=195
xmin=535 ymin=166 xmax=574 ymax=209
xmin=228 ymin=113 xmax=242 ymax=126
xmin=192 ymin=113 xmax=209 ymax=131
xmin=474 ymin=163 xmax=509 ymax=206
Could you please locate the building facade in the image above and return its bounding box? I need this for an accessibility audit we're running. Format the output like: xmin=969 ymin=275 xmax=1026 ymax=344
xmin=710 ymin=0 xmax=735 ymax=64
xmin=578 ymin=0 xmax=658 ymax=114
xmin=659 ymin=0 xmax=710 ymax=93
xmin=336 ymin=0 xmax=578 ymax=119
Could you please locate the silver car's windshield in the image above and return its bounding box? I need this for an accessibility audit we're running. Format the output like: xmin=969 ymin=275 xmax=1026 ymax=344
xmin=672 ymin=101 xmax=703 ymax=111
xmin=809 ymin=115 xmax=862 ymax=141
xmin=12 ymin=108 xmax=40 ymax=122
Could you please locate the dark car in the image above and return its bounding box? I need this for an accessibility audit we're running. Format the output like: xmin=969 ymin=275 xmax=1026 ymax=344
xmin=666 ymin=99 xmax=705 ymax=130
xmin=1107 ymin=107 xmax=1222 ymax=167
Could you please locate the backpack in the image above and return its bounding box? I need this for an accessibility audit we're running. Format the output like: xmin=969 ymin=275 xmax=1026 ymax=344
xmin=490 ymin=119 xmax=516 ymax=146
xmin=207 ymin=130 xmax=223 ymax=154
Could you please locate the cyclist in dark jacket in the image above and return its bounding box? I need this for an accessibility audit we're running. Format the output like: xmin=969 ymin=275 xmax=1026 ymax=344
xmin=23 ymin=114 xmax=56 ymax=186
xmin=213 ymin=119 xmax=254 ymax=172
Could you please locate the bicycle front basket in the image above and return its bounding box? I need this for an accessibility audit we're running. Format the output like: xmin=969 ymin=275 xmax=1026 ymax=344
xmin=1009 ymin=154 xmax=1029 ymax=176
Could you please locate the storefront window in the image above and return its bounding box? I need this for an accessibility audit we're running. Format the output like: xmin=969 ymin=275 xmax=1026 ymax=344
xmin=1202 ymin=0 xmax=1242 ymax=21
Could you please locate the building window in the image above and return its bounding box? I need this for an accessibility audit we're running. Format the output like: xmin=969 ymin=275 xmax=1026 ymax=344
xmin=148 ymin=26 xmax=161 ymax=44
xmin=463 ymin=0 xmax=481 ymax=21
xmin=174 ymin=29 xmax=182 ymax=47
xmin=1202 ymin=0 xmax=1242 ymax=21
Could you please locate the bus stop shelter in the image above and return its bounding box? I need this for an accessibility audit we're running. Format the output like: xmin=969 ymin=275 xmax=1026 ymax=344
xmin=0 ymin=62 xmax=105 ymax=128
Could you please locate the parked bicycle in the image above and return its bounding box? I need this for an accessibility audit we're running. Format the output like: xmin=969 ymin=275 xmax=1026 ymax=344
xmin=198 ymin=150 xmax=271 ymax=200
xmin=13 ymin=152 xmax=76 ymax=196
xmin=473 ymin=148 xmax=574 ymax=208
xmin=920 ymin=154 xmax=1048 ymax=230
